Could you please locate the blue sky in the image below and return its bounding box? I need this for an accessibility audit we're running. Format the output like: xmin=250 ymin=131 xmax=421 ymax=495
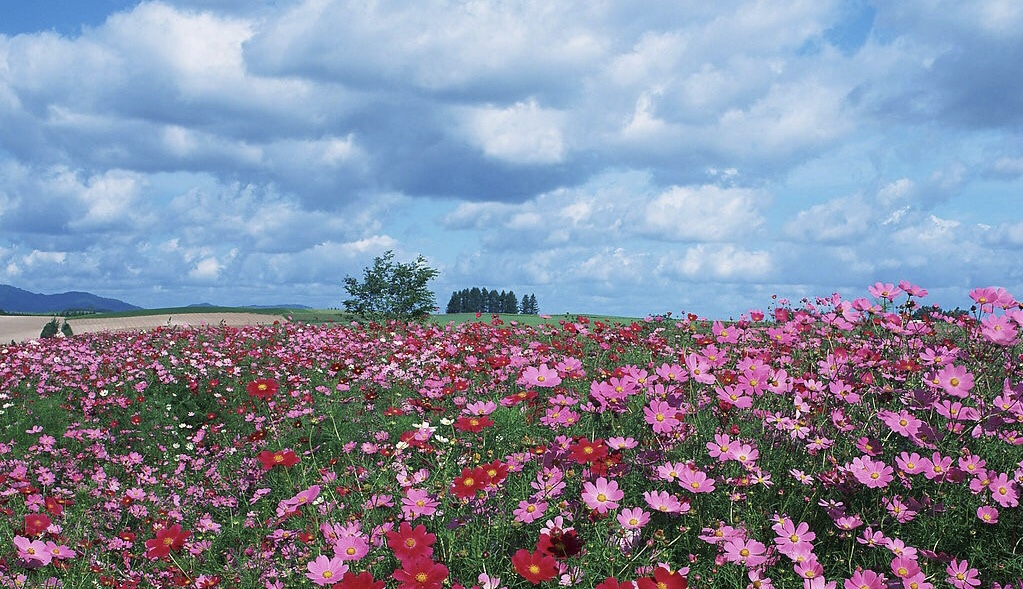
xmin=1 ymin=1 xmax=1022 ymax=318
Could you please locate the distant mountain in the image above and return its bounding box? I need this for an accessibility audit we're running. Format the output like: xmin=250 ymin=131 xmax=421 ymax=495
xmin=186 ymin=302 xmax=313 ymax=309
xmin=0 ymin=285 xmax=141 ymax=314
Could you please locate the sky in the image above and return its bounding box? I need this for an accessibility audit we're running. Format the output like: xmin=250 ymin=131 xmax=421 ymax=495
xmin=1 ymin=0 xmax=1022 ymax=319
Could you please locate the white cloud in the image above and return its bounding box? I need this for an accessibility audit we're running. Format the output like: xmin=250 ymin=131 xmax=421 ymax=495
xmin=643 ymin=185 xmax=765 ymax=241
xmin=785 ymin=195 xmax=874 ymax=242
xmin=189 ymin=257 xmax=223 ymax=280
xmin=663 ymin=244 xmax=773 ymax=281
xmin=462 ymin=99 xmax=566 ymax=164
xmin=23 ymin=250 xmax=67 ymax=266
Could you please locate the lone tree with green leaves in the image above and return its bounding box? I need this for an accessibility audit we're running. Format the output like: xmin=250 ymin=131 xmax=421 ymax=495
xmin=342 ymin=250 xmax=439 ymax=321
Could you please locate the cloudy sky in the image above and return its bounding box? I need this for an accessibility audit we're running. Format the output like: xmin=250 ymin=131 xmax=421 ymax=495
xmin=1 ymin=1 xmax=1022 ymax=318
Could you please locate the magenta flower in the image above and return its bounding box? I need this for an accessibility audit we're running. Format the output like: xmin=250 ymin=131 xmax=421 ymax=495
xmin=890 ymin=556 xmax=921 ymax=579
xmin=868 ymin=282 xmax=902 ymax=301
xmin=896 ymin=452 xmax=925 ymax=475
xmin=848 ymin=456 xmax=894 ymax=489
xmin=989 ymin=473 xmax=1020 ymax=508
xmin=513 ymin=499 xmax=548 ymax=524
xmin=773 ymin=519 xmax=816 ymax=557
xmin=616 ymin=507 xmax=650 ymax=530
xmin=932 ymin=364 xmax=974 ymax=398
xmin=519 ymin=364 xmax=561 ymax=388
xmin=13 ymin=536 xmax=52 ymax=568
xmin=643 ymin=490 xmax=685 ymax=514
xmin=976 ymin=505 xmax=999 ymax=524
xmin=307 ymin=555 xmax=349 ymax=585
xmin=644 ymin=399 xmax=680 ymax=434
xmin=677 ymin=467 xmax=715 ymax=494
xmin=723 ymin=537 xmax=768 ymax=568
xmin=332 ymin=535 xmax=370 ymax=561
xmin=844 ymin=569 xmax=884 ymax=589
xmin=946 ymin=559 xmax=981 ymax=589
xmin=920 ymin=452 xmax=953 ymax=481
xmin=794 ymin=557 xmax=824 ymax=582
xmin=401 ymin=488 xmax=439 ymax=519
xmin=581 ymin=477 xmax=623 ymax=514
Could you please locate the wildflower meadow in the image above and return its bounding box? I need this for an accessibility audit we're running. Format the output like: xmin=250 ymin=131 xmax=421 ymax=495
xmin=1 ymin=282 xmax=1022 ymax=589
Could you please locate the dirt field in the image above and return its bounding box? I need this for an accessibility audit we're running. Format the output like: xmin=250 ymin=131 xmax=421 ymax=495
xmin=0 ymin=313 xmax=287 ymax=344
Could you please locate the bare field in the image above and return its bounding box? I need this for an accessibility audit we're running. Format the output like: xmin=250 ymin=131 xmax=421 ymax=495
xmin=0 ymin=313 xmax=287 ymax=344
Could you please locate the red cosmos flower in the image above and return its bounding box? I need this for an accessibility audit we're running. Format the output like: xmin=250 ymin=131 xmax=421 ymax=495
xmin=501 ymin=390 xmax=538 ymax=406
xmin=246 ymin=378 xmax=278 ymax=400
xmin=454 ymin=416 xmax=494 ymax=433
xmin=537 ymin=528 xmax=584 ymax=559
xmin=636 ymin=568 xmax=687 ymax=589
xmin=44 ymin=496 xmax=64 ymax=517
xmin=512 ymin=549 xmax=559 ymax=585
xmin=391 ymin=557 xmax=449 ymax=589
xmin=569 ymin=437 xmax=608 ymax=464
xmin=24 ymin=513 xmax=52 ymax=536
xmin=333 ymin=571 xmax=386 ymax=589
xmin=257 ymin=449 xmax=300 ymax=470
xmin=480 ymin=459 xmax=509 ymax=486
xmin=450 ymin=467 xmax=486 ymax=499
xmin=385 ymin=522 xmax=436 ymax=565
xmin=144 ymin=523 xmax=191 ymax=559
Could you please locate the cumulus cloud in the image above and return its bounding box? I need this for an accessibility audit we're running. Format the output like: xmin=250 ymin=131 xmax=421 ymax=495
xmin=642 ymin=185 xmax=766 ymax=242
xmin=461 ymin=99 xmax=566 ymax=165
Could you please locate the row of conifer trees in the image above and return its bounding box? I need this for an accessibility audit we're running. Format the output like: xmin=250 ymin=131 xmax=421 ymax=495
xmin=445 ymin=288 xmax=538 ymax=314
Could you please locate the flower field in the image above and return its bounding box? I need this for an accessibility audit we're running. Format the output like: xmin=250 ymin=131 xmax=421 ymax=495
xmin=1 ymin=282 xmax=1022 ymax=589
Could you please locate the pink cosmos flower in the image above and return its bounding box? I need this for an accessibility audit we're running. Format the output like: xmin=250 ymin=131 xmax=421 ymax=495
xmin=513 ymin=499 xmax=548 ymax=524
xmin=981 ymin=315 xmax=1019 ymax=346
xmin=642 ymin=490 xmax=686 ymax=514
xmin=723 ymin=538 xmax=768 ymax=568
xmin=617 ymin=507 xmax=650 ymax=530
xmin=970 ymin=286 xmax=1015 ymax=312
xmin=685 ymin=353 xmax=716 ymax=384
xmin=868 ymin=282 xmax=902 ymax=301
xmin=896 ymin=452 xmax=925 ymax=475
xmin=932 ymin=364 xmax=974 ymax=398
xmin=333 ymin=535 xmax=370 ymax=561
xmin=882 ymin=496 xmax=917 ymax=524
xmin=656 ymin=461 xmax=687 ymax=483
xmin=920 ymin=452 xmax=953 ymax=482
xmin=844 ymin=569 xmax=884 ymax=589
xmin=401 ymin=488 xmax=439 ymax=520
xmin=706 ymin=433 xmax=733 ymax=459
xmin=989 ymin=472 xmax=1020 ymax=508
xmin=946 ymin=559 xmax=981 ymax=589
xmin=890 ymin=556 xmax=921 ymax=579
xmin=879 ymin=409 xmax=922 ymax=438
xmin=903 ymin=572 xmax=933 ymax=589
xmin=773 ymin=519 xmax=816 ymax=557
xmin=644 ymin=399 xmax=681 ymax=434
xmin=976 ymin=505 xmax=999 ymax=524
xmin=43 ymin=541 xmax=76 ymax=561
xmin=677 ymin=467 xmax=716 ymax=494
xmin=794 ymin=557 xmax=824 ymax=582
xmin=849 ymin=456 xmax=894 ymax=489
xmin=581 ymin=477 xmax=623 ymax=514
xmin=13 ymin=536 xmax=52 ymax=568
xmin=519 ymin=364 xmax=562 ymax=388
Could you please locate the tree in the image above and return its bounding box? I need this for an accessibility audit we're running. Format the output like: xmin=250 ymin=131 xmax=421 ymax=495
xmin=342 ymin=251 xmax=439 ymax=321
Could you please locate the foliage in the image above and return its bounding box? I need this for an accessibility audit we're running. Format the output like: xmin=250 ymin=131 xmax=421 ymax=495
xmin=446 ymin=287 xmax=534 ymax=314
xmin=39 ymin=317 xmax=61 ymax=338
xmin=520 ymin=292 xmax=539 ymax=314
xmin=0 ymin=282 xmax=1022 ymax=588
xmin=343 ymin=250 xmax=439 ymax=321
